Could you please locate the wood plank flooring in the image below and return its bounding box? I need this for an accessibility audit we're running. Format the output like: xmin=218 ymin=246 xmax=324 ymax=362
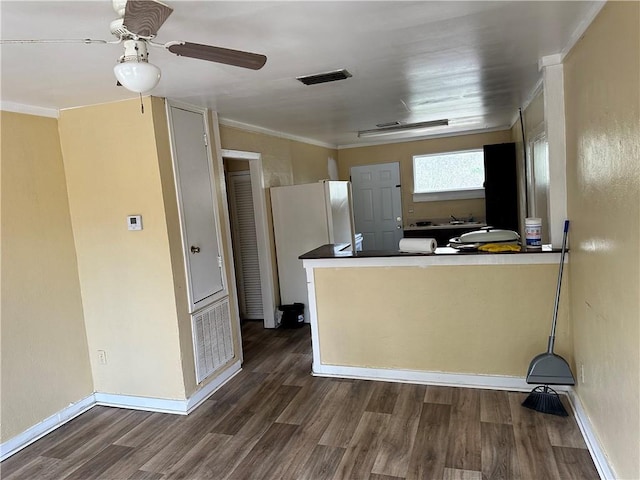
xmin=1 ymin=321 xmax=600 ymax=480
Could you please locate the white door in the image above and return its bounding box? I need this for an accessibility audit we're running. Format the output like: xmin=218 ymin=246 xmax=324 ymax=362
xmin=351 ymin=162 xmax=403 ymax=250
xmin=169 ymin=105 xmax=224 ymax=310
xmin=227 ymin=171 xmax=263 ymax=320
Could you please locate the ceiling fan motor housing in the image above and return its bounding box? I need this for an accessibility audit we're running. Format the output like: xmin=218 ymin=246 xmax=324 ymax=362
xmin=119 ymin=39 xmax=150 ymax=63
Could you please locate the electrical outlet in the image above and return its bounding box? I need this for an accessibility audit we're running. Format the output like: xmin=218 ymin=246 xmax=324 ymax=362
xmin=580 ymin=363 xmax=585 ymax=384
xmin=98 ymin=350 xmax=107 ymax=365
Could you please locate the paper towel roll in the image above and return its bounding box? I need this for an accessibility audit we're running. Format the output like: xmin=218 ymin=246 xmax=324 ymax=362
xmin=399 ymin=238 xmax=438 ymax=253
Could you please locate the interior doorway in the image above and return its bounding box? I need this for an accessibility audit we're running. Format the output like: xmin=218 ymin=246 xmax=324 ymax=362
xmin=221 ymin=149 xmax=277 ymax=328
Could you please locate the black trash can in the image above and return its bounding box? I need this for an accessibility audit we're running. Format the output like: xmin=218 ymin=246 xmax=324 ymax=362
xmin=278 ymin=303 xmax=305 ymax=328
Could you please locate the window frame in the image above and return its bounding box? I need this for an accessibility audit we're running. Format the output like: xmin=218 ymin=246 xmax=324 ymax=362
xmin=412 ymin=148 xmax=486 ymax=203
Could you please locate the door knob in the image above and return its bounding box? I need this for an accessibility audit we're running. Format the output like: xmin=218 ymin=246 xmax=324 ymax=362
xmin=190 ymin=246 xmax=201 ymax=254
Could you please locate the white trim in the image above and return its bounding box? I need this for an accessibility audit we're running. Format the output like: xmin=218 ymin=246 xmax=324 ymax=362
xmin=210 ymin=115 xmax=244 ymax=361
xmin=560 ymin=1 xmax=607 ymax=61
xmin=0 ymin=394 xmax=95 ymax=462
xmin=219 ymin=117 xmax=336 ymax=150
xmin=539 ymin=53 xmax=563 ymax=70
xmin=312 ymin=364 xmax=572 ymax=393
xmin=221 ymin=149 xmax=278 ymax=329
xmin=305 ymin=264 xmax=323 ymax=370
xmin=0 ymin=361 xmax=242 ymax=462
xmin=94 ymin=392 xmax=188 ymax=415
xmin=565 ymin=390 xmax=617 ymax=480
xmin=1 ymin=101 xmax=59 ymax=118
xmin=541 ymin=63 xmax=568 ymax=248
xmin=413 ymin=189 xmax=485 ymax=203
xmin=302 ymin=251 xmax=564 ymax=269
xmin=186 ymin=360 xmax=241 ymax=413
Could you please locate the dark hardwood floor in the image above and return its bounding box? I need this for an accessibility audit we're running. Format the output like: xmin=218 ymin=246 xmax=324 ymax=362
xmin=1 ymin=321 xmax=599 ymax=479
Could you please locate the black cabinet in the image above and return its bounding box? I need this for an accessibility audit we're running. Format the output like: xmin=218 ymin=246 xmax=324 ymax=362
xmin=483 ymin=143 xmax=519 ymax=232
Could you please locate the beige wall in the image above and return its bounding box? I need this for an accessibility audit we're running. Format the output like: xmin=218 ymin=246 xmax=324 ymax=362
xmin=219 ymin=125 xmax=338 ymax=188
xmin=337 ymin=130 xmax=512 ymax=225
xmin=563 ymin=2 xmax=640 ymax=478
xmin=219 ymin=125 xmax=339 ymax=305
xmin=58 ymin=98 xmax=186 ymax=400
xmin=314 ymin=264 xmax=572 ymax=376
xmin=1 ymin=112 xmax=93 ymax=442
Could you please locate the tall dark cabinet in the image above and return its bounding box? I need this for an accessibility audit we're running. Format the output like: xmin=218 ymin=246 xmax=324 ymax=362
xmin=483 ymin=142 xmax=519 ymax=232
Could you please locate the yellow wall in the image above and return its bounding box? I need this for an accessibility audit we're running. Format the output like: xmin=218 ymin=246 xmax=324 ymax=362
xmin=314 ymin=264 xmax=572 ymax=376
xmin=219 ymin=125 xmax=338 ymax=188
xmin=58 ymin=98 xmax=186 ymax=400
xmin=1 ymin=112 xmax=93 ymax=442
xmin=219 ymin=125 xmax=339 ymax=304
xmin=563 ymin=2 xmax=640 ymax=478
xmin=337 ymin=130 xmax=513 ymax=225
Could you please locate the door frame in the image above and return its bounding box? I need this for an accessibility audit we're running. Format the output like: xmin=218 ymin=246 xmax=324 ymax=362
xmin=221 ymin=149 xmax=277 ymax=329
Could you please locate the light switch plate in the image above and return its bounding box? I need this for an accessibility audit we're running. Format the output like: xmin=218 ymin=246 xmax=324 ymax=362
xmin=127 ymin=215 xmax=143 ymax=231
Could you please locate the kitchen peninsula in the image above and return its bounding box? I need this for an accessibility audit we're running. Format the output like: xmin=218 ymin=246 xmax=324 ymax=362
xmin=300 ymin=244 xmax=572 ymax=391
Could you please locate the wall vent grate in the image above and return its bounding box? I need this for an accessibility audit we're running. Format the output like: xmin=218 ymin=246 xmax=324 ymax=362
xmin=192 ymin=298 xmax=234 ymax=384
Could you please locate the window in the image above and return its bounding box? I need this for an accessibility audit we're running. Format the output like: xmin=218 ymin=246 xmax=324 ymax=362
xmin=412 ymin=149 xmax=485 ymax=202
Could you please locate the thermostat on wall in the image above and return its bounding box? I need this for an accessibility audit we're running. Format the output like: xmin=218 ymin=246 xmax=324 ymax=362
xmin=127 ymin=215 xmax=143 ymax=231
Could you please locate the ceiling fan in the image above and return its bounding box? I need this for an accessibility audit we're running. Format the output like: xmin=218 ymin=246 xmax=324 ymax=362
xmin=2 ymin=0 xmax=267 ymax=93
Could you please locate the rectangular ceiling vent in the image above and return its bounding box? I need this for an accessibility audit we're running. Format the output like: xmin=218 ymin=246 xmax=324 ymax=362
xmin=297 ymin=69 xmax=352 ymax=86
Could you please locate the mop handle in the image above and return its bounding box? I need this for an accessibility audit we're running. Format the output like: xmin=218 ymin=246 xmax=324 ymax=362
xmin=548 ymin=220 xmax=570 ymax=353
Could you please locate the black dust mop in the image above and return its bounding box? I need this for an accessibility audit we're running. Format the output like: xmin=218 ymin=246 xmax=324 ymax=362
xmin=522 ymin=220 xmax=575 ymax=416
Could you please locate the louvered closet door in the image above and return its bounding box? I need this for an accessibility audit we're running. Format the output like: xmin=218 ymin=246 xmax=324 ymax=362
xmin=228 ymin=172 xmax=263 ymax=319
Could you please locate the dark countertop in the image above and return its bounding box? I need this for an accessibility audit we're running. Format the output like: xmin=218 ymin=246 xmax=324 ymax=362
xmin=299 ymin=243 xmax=561 ymax=260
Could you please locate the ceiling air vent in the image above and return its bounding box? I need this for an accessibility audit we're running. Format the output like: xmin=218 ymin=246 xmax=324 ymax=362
xmin=296 ymin=69 xmax=352 ymax=86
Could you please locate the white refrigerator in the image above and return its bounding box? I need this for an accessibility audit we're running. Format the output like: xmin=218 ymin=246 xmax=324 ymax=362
xmin=270 ymin=181 xmax=356 ymax=322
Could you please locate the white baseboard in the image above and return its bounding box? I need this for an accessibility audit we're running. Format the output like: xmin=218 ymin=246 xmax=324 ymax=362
xmin=0 ymin=394 xmax=95 ymax=462
xmin=94 ymin=392 xmax=188 ymax=415
xmin=94 ymin=360 xmax=242 ymax=415
xmin=0 ymin=360 xmax=242 ymax=462
xmin=312 ymin=363 xmax=560 ymax=392
xmin=186 ymin=360 xmax=242 ymax=413
xmin=565 ymin=389 xmax=616 ymax=480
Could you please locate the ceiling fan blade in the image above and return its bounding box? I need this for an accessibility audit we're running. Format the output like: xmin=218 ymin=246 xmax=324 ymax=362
xmin=124 ymin=0 xmax=173 ymax=38
xmin=0 ymin=38 xmax=108 ymax=44
xmin=167 ymin=42 xmax=267 ymax=70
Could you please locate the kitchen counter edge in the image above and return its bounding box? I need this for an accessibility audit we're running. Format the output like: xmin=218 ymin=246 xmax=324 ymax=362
xmin=300 ymin=244 xmax=565 ymax=267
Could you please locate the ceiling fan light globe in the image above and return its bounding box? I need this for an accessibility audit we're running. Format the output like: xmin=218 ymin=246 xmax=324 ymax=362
xmin=113 ymin=61 xmax=161 ymax=93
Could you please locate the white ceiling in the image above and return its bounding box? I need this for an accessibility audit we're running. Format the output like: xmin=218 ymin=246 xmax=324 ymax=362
xmin=1 ymin=1 xmax=603 ymax=147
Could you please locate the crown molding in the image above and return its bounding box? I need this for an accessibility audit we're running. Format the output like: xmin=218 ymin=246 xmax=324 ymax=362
xmin=0 ymin=101 xmax=59 ymax=118
xmin=218 ymin=117 xmax=337 ymax=150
